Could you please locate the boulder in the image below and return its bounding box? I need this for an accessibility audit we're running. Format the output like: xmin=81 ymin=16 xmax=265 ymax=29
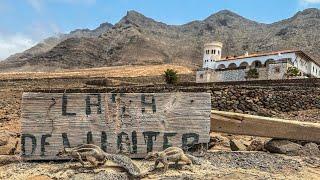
xmin=299 ymin=143 xmax=320 ymax=157
xmin=230 ymin=139 xmax=247 ymax=151
xmin=265 ymin=139 xmax=303 ymax=156
xmin=209 ymin=133 xmax=230 ymax=151
xmin=247 ymin=140 xmax=265 ymax=151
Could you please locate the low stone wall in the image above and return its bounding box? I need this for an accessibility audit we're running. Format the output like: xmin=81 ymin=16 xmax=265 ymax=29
xmin=196 ymin=68 xmax=269 ymax=83
xmin=217 ymin=69 xmax=247 ymax=81
xmin=211 ymin=86 xmax=320 ymax=115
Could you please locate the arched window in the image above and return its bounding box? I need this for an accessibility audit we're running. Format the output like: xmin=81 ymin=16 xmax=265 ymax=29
xmin=252 ymin=60 xmax=262 ymax=68
xmin=214 ymin=50 xmax=216 ymax=54
xmin=239 ymin=62 xmax=249 ymax=69
xmin=265 ymin=59 xmax=276 ymax=67
xmin=217 ymin=64 xmax=226 ymax=70
xmin=228 ymin=63 xmax=237 ymax=69
xmin=200 ymin=74 xmax=204 ymax=79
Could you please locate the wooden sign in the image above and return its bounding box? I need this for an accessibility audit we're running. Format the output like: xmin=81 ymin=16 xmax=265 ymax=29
xmin=21 ymin=93 xmax=211 ymax=160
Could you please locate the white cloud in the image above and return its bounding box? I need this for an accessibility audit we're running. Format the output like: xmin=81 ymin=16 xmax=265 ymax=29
xmin=27 ymin=0 xmax=44 ymax=12
xmin=27 ymin=21 xmax=62 ymax=40
xmin=0 ymin=33 xmax=37 ymax=60
xmin=301 ymin=0 xmax=320 ymax=3
xmin=298 ymin=0 xmax=320 ymax=9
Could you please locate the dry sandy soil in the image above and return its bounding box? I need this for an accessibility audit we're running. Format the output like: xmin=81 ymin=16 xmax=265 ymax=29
xmin=0 ymin=64 xmax=193 ymax=80
xmin=0 ymin=65 xmax=319 ymax=179
xmin=0 ymin=152 xmax=319 ymax=179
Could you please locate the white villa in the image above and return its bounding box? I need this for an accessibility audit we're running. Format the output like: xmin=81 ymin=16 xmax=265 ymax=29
xmin=196 ymin=41 xmax=320 ymax=83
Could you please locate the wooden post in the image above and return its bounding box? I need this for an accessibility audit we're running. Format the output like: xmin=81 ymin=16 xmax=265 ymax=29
xmin=211 ymin=110 xmax=320 ymax=142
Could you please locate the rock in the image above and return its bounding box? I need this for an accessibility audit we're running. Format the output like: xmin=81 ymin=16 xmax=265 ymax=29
xmin=235 ymin=109 xmax=243 ymax=114
xmin=0 ymin=155 xmax=21 ymax=165
xmin=256 ymin=108 xmax=273 ymax=117
xmin=264 ymin=139 xmax=303 ymax=156
xmin=230 ymin=139 xmax=247 ymax=151
xmin=299 ymin=143 xmax=320 ymax=157
xmin=0 ymin=131 xmax=10 ymax=146
xmin=209 ymin=133 xmax=230 ymax=149
xmin=0 ymin=137 xmax=19 ymax=155
xmin=247 ymin=140 xmax=265 ymax=151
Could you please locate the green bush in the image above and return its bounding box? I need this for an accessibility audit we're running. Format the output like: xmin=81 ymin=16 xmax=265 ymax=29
xmin=287 ymin=67 xmax=300 ymax=77
xmin=164 ymin=69 xmax=178 ymax=84
xmin=246 ymin=69 xmax=259 ymax=79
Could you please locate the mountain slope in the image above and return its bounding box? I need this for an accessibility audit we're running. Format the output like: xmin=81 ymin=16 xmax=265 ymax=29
xmin=0 ymin=22 xmax=112 ymax=71
xmin=1 ymin=9 xmax=320 ymax=72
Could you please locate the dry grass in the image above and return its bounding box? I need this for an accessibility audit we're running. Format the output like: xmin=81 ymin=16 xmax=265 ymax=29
xmin=0 ymin=64 xmax=193 ymax=80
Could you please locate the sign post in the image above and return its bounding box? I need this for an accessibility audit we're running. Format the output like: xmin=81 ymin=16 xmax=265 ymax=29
xmin=21 ymin=92 xmax=211 ymax=160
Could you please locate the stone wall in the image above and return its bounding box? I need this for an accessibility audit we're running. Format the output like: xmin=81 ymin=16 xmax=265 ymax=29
xmin=211 ymin=86 xmax=320 ymax=116
xmin=217 ymin=69 xmax=247 ymax=81
xmin=268 ymin=63 xmax=289 ymax=80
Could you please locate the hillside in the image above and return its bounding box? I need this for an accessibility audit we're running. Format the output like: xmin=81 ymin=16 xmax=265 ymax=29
xmin=1 ymin=8 xmax=320 ymax=71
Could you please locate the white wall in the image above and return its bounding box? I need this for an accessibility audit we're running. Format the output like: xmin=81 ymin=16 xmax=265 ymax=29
xmin=293 ymin=56 xmax=309 ymax=75
xmin=293 ymin=55 xmax=320 ymax=78
xmin=310 ymin=62 xmax=320 ymax=77
xmin=214 ymin=53 xmax=297 ymax=69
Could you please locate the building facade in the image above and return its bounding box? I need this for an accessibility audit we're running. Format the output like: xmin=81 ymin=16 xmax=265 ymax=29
xmin=196 ymin=42 xmax=320 ymax=83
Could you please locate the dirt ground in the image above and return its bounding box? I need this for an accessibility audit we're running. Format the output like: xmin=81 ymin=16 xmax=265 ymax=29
xmin=0 ymin=152 xmax=319 ymax=179
xmin=0 ymin=67 xmax=320 ymax=179
xmin=0 ymin=64 xmax=193 ymax=80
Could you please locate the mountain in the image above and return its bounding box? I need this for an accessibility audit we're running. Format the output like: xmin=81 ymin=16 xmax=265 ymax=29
xmin=1 ymin=8 xmax=320 ymax=72
xmin=0 ymin=22 xmax=113 ymax=71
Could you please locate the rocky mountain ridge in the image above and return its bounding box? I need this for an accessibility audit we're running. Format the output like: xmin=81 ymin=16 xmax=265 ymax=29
xmin=1 ymin=8 xmax=320 ymax=72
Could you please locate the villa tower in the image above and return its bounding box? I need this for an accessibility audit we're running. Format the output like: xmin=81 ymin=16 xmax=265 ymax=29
xmin=203 ymin=42 xmax=223 ymax=69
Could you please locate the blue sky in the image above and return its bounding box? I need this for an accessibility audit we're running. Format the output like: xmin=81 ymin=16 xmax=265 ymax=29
xmin=1 ymin=0 xmax=320 ymax=60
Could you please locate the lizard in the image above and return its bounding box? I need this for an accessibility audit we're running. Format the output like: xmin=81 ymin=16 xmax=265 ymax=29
xmin=57 ymin=144 xmax=150 ymax=178
xmin=144 ymin=146 xmax=203 ymax=172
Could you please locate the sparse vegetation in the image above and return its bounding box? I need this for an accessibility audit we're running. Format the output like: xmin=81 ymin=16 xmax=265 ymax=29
xmin=164 ymin=69 xmax=178 ymax=84
xmin=287 ymin=67 xmax=300 ymax=77
xmin=0 ymin=65 xmax=191 ymax=81
xmin=246 ymin=69 xmax=259 ymax=79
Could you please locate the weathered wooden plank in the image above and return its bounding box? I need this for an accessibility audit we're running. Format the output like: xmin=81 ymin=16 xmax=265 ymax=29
xmin=211 ymin=110 xmax=320 ymax=142
xmin=21 ymin=93 xmax=211 ymax=160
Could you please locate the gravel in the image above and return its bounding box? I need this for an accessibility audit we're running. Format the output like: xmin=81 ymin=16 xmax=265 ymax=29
xmin=204 ymin=151 xmax=302 ymax=173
